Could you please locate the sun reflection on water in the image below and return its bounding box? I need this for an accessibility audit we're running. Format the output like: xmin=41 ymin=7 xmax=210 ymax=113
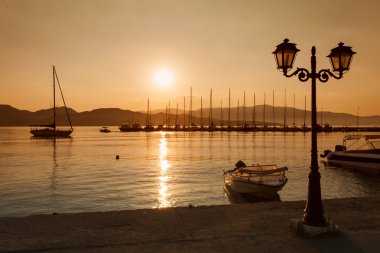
xmin=157 ymin=132 xmax=172 ymax=208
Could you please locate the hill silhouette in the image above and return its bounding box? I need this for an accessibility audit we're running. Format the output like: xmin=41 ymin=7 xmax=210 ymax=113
xmin=1 ymin=104 xmax=379 ymax=127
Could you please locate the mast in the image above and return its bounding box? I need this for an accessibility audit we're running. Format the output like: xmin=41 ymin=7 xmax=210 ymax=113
xmin=183 ymin=96 xmax=186 ymax=127
xmin=220 ymin=100 xmax=223 ymax=127
xmin=273 ymin=90 xmax=275 ymax=128
xmin=284 ymin=89 xmax=287 ymax=128
xmin=293 ymin=93 xmax=296 ymax=126
xmin=189 ymin=87 xmax=192 ymax=126
xmin=357 ymin=106 xmax=360 ymax=131
xmin=237 ymin=99 xmax=239 ymax=127
xmin=53 ymin=66 xmax=56 ymax=130
xmin=162 ymin=107 xmax=165 ymax=126
xmin=303 ymin=95 xmax=307 ymax=127
xmin=209 ymin=88 xmax=212 ymax=126
xmin=175 ymin=101 xmax=178 ymax=126
xmin=201 ymin=96 xmax=203 ymax=127
xmin=54 ymin=66 xmax=73 ymax=131
xmin=168 ymin=100 xmax=171 ymax=127
xmin=320 ymin=108 xmax=323 ymax=126
xmin=263 ymin=93 xmax=266 ymax=128
xmin=243 ymin=90 xmax=246 ymax=125
xmin=228 ymin=88 xmax=231 ymax=127
xmin=253 ymin=93 xmax=256 ymax=127
xmin=146 ymin=98 xmax=149 ymax=126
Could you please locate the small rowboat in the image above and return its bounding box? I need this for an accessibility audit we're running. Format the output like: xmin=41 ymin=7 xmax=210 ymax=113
xmin=224 ymin=160 xmax=288 ymax=198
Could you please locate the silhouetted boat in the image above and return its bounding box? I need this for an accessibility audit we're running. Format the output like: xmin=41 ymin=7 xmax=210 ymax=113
xmin=144 ymin=123 xmax=155 ymax=131
xmin=30 ymin=66 xmax=73 ymax=138
xmin=119 ymin=123 xmax=143 ymax=131
xmin=321 ymin=135 xmax=380 ymax=174
xmin=224 ymin=160 xmax=288 ymax=198
xmin=100 ymin=127 xmax=111 ymax=133
xmin=119 ymin=123 xmax=132 ymax=131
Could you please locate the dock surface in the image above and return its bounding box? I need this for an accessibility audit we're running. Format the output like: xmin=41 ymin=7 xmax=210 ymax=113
xmin=0 ymin=196 xmax=379 ymax=253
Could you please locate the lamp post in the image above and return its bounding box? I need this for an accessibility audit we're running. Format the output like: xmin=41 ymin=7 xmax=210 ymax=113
xmin=273 ymin=39 xmax=356 ymax=226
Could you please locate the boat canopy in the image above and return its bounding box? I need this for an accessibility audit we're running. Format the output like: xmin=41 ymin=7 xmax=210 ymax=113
xmin=344 ymin=135 xmax=380 ymax=141
xmin=237 ymin=165 xmax=288 ymax=175
xmin=343 ymin=135 xmax=380 ymax=151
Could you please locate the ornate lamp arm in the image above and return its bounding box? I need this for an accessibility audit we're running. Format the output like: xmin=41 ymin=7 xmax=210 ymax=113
xmin=317 ymin=69 xmax=343 ymax=83
xmin=283 ymin=68 xmax=310 ymax=82
xmin=284 ymin=68 xmax=343 ymax=83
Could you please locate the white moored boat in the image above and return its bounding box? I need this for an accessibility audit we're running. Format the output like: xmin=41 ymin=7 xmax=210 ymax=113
xmin=224 ymin=161 xmax=288 ymax=198
xmin=321 ymin=135 xmax=380 ymax=174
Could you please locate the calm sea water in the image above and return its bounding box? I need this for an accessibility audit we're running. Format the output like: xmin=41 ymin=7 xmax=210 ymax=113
xmin=0 ymin=127 xmax=379 ymax=217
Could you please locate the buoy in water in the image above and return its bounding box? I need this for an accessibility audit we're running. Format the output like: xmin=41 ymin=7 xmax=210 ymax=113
xmin=116 ymin=155 xmax=120 ymax=160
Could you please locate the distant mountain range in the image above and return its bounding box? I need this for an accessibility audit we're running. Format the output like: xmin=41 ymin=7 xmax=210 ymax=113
xmin=1 ymin=104 xmax=380 ymax=127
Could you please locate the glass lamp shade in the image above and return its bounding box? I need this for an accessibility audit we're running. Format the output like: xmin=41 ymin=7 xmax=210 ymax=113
xmin=327 ymin=42 xmax=356 ymax=72
xmin=273 ymin=38 xmax=300 ymax=71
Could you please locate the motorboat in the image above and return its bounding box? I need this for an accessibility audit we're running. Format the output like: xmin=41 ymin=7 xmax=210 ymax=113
xmin=30 ymin=66 xmax=73 ymax=138
xmin=100 ymin=127 xmax=111 ymax=133
xmin=224 ymin=160 xmax=288 ymax=198
xmin=321 ymin=135 xmax=380 ymax=174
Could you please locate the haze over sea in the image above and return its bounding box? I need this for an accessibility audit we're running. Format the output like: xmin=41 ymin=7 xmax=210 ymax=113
xmin=1 ymin=127 xmax=379 ymax=217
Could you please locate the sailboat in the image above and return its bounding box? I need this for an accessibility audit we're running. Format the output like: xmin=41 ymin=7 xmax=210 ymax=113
xmin=30 ymin=66 xmax=73 ymax=138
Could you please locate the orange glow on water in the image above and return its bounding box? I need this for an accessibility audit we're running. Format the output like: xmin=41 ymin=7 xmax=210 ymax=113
xmin=157 ymin=132 xmax=172 ymax=208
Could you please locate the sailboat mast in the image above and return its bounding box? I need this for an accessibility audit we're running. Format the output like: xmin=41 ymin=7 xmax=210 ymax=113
xmin=304 ymin=95 xmax=306 ymax=127
xmin=175 ymin=101 xmax=178 ymax=126
xmin=209 ymin=88 xmax=212 ymax=126
xmin=165 ymin=105 xmax=168 ymax=126
xmin=273 ymin=90 xmax=275 ymax=128
xmin=53 ymin=66 xmax=56 ymax=130
xmin=201 ymin=96 xmax=203 ymax=127
xmin=237 ymin=99 xmax=239 ymax=127
xmin=183 ymin=96 xmax=186 ymax=127
xmin=253 ymin=93 xmax=256 ymax=127
xmin=357 ymin=106 xmax=360 ymax=131
xmin=146 ymin=98 xmax=149 ymax=126
xmin=263 ymin=93 xmax=266 ymax=128
xmin=162 ymin=107 xmax=165 ymax=126
xmin=228 ymin=88 xmax=231 ymax=127
xmin=293 ymin=93 xmax=296 ymax=126
xmin=220 ymin=100 xmax=223 ymax=127
xmin=243 ymin=90 xmax=246 ymax=125
xmin=284 ymin=89 xmax=287 ymax=128
xmin=174 ymin=101 xmax=178 ymax=126
xmin=189 ymin=87 xmax=192 ymax=126
xmin=168 ymin=100 xmax=171 ymax=127
xmin=54 ymin=66 xmax=73 ymax=131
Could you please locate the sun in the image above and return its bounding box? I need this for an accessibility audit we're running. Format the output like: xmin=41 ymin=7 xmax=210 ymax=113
xmin=153 ymin=69 xmax=174 ymax=88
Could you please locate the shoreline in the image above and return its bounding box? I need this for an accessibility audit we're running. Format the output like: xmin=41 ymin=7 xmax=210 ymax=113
xmin=1 ymin=196 xmax=379 ymax=253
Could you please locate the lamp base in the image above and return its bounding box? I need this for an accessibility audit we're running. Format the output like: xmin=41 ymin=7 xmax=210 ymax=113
xmin=290 ymin=219 xmax=341 ymax=237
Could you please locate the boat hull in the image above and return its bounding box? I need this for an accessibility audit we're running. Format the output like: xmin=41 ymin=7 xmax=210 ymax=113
xmin=31 ymin=128 xmax=72 ymax=138
xmin=224 ymin=173 xmax=287 ymax=198
xmin=327 ymin=151 xmax=380 ymax=174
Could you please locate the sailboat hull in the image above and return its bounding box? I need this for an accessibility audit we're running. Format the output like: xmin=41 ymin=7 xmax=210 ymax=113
xmin=31 ymin=128 xmax=72 ymax=138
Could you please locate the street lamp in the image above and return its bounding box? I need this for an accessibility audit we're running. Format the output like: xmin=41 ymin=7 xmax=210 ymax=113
xmin=273 ymin=39 xmax=356 ymax=227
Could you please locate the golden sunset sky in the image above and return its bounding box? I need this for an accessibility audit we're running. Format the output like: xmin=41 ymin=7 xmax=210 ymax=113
xmin=0 ymin=0 xmax=379 ymax=115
